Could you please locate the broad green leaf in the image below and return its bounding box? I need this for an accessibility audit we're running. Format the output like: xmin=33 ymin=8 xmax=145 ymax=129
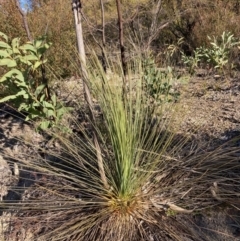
xmin=44 ymin=42 xmax=52 ymax=49
xmin=0 ymin=58 xmax=16 ymax=67
xmin=19 ymin=56 xmax=32 ymax=65
xmin=20 ymin=43 xmax=37 ymax=54
xmin=32 ymin=102 xmax=41 ymax=107
xmin=29 ymin=113 xmax=42 ymax=119
xmin=40 ymin=94 xmax=46 ymax=102
xmin=12 ymin=71 xmax=25 ymax=84
xmin=0 ymin=94 xmax=18 ymax=102
xmin=39 ymin=120 xmax=50 ymax=130
xmin=46 ymin=109 xmax=55 ymax=118
xmin=0 ymin=41 xmax=11 ymax=49
xmin=16 ymin=89 xmax=27 ymax=97
xmin=56 ymin=107 xmax=69 ymax=118
xmin=42 ymin=107 xmax=48 ymax=114
xmin=51 ymin=94 xmax=57 ymax=107
xmin=35 ymin=39 xmax=43 ymax=49
xmin=12 ymin=38 xmax=20 ymax=54
xmin=25 ymin=110 xmax=43 ymax=120
xmin=23 ymin=93 xmax=29 ymax=99
xmin=0 ymin=50 xmax=10 ymax=58
xmin=0 ymin=89 xmax=26 ymax=103
xmin=0 ymin=32 xmax=8 ymax=42
xmin=6 ymin=48 xmax=13 ymax=55
xmin=14 ymin=80 xmax=28 ymax=88
xmin=43 ymin=101 xmax=54 ymax=109
xmin=33 ymin=61 xmax=41 ymax=69
xmin=35 ymin=84 xmax=46 ymax=97
xmin=15 ymin=71 xmax=25 ymax=83
xmin=25 ymin=116 xmax=31 ymax=121
xmin=0 ymin=69 xmax=24 ymax=82
xmin=19 ymin=103 xmax=28 ymax=111
xmin=23 ymin=55 xmax=39 ymax=61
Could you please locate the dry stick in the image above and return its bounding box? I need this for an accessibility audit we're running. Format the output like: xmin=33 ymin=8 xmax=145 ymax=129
xmin=115 ymin=0 xmax=128 ymax=102
xmin=147 ymin=5 xmax=193 ymax=50
xmin=100 ymin=0 xmax=107 ymax=72
xmin=147 ymin=0 xmax=169 ymax=50
xmin=81 ymin=2 xmax=107 ymax=73
xmin=72 ymin=0 xmax=109 ymax=189
xmin=147 ymin=0 xmax=162 ymax=48
xmin=116 ymin=0 xmax=127 ymax=78
xmin=15 ymin=0 xmax=33 ymax=42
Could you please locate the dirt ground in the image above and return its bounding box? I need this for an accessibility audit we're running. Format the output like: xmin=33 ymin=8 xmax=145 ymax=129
xmin=179 ymin=72 xmax=240 ymax=140
xmin=172 ymin=71 xmax=240 ymax=240
xmin=0 ymin=71 xmax=240 ymax=241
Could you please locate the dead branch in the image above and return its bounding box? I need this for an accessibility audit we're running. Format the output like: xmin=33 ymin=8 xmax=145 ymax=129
xmin=116 ymin=0 xmax=127 ymax=78
xmin=72 ymin=0 xmax=109 ymax=190
xmin=100 ymin=0 xmax=107 ymax=72
xmin=15 ymin=0 xmax=33 ymax=42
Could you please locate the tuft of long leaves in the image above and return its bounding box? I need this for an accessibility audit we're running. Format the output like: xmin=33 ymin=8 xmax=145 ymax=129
xmin=1 ymin=56 xmax=240 ymax=241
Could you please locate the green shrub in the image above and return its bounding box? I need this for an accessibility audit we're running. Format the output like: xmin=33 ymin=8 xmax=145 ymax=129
xmin=181 ymin=47 xmax=204 ymax=74
xmin=204 ymin=31 xmax=239 ymax=72
xmin=142 ymin=58 xmax=179 ymax=103
xmin=181 ymin=31 xmax=240 ymax=75
xmin=0 ymin=32 xmax=71 ymax=130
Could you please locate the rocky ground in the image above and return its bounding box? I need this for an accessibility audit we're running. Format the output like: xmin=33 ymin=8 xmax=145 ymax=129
xmin=0 ymin=72 xmax=240 ymax=240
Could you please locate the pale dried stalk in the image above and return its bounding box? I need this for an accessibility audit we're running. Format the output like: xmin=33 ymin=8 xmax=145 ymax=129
xmin=72 ymin=0 xmax=109 ymax=189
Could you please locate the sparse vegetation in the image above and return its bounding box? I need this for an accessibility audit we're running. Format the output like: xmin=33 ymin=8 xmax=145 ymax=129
xmin=142 ymin=58 xmax=179 ymax=103
xmin=0 ymin=1 xmax=239 ymax=241
xmin=2 ymin=57 xmax=240 ymax=240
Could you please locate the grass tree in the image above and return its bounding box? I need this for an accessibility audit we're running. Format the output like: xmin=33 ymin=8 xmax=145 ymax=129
xmin=0 ymin=3 xmax=238 ymax=241
xmin=2 ymin=55 xmax=240 ymax=240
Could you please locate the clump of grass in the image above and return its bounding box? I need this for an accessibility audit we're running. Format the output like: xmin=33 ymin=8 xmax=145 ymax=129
xmin=1 ymin=56 xmax=240 ymax=241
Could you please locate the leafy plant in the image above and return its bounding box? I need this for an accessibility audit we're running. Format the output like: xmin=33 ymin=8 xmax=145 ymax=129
xmin=181 ymin=47 xmax=204 ymax=75
xmin=166 ymin=37 xmax=185 ymax=58
xmin=142 ymin=58 xmax=179 ymax=103
xmin=181 ymin=31 xmax=240 ymax=75
xmin=204 ymin=31 xmax=240 ymax=72
xmin=0 ymin=32 xmax=71 ymax=130
xmin=165 ymin=37 xmax=185 ymax=66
